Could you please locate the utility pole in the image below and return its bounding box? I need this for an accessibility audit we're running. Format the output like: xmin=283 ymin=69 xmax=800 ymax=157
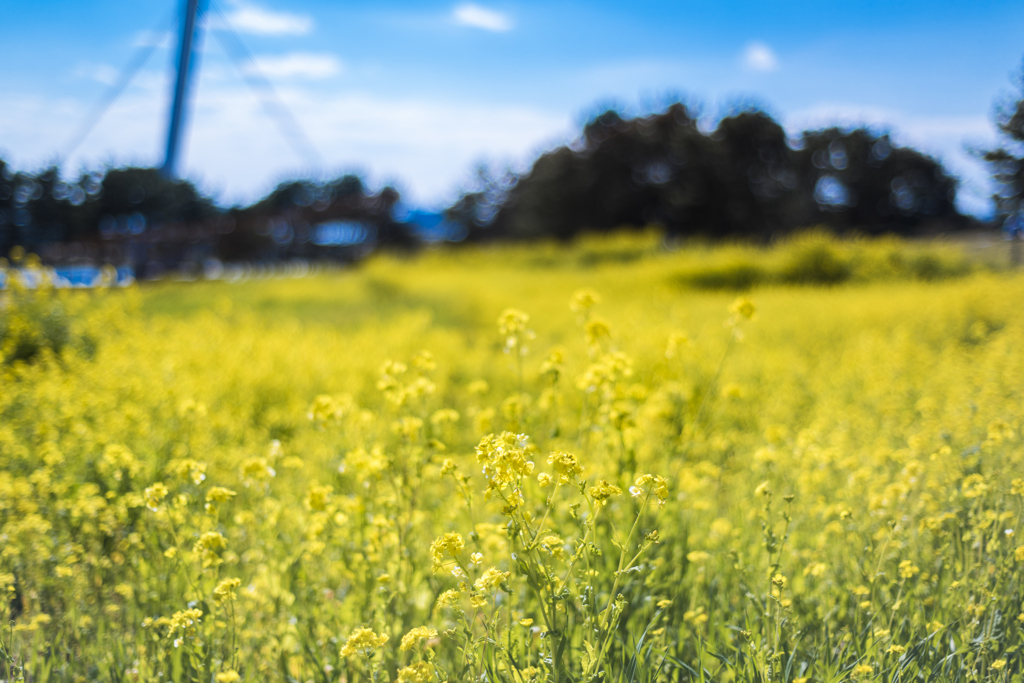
xmin=161 ymin=0 xmax=205 ymax=179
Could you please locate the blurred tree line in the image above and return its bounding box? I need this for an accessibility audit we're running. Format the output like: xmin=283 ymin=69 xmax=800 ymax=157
xmin=0 ymin=163 xmax=217 ymax=247
xmin=450 ymin=104 xmax=971 ymax=242
xmin=5 ymin=94 xmax=1020 ymax=271
xmin=0 ymin=161 xmax=414 ymax=272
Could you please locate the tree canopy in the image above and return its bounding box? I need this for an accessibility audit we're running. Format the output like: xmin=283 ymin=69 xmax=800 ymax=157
xmin=464 ymin=104 xmax=964 ymax=242
xmin=982 ymin=61 xmax=1024 ymax=220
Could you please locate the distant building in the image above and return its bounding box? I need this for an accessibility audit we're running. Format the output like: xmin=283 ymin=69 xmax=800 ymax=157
xmin=398 ymin=209 xmax=467 ymax=242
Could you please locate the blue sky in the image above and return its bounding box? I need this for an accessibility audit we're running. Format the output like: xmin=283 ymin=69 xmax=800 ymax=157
xmin=1 ymin=0 xmax=1022 ymax=216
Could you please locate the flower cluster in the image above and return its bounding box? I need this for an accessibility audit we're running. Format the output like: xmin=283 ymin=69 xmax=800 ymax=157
xmin=475 ymin=432 xmax=535 ymax=494
xmin=340 ymin=627 xmax=389 ymax=657
xmin=429 ymin=532 xmax=465 ymax=572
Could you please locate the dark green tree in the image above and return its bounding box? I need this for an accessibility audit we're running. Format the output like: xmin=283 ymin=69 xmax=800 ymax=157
xmin=672 ymin=108 xmax=797 ymax=240
xmin=982 ymin=61 xmax=1024 ymax=219
xmin=97 ymin=166 xmax=217 ymax=226
xmin=464 ymin=102 xmax=964 ymax=242
xmin=794 ymin=128 xmax=960 ymax=234
xmin=0 ymin=160 xmax=101 ymax=255
xmin=445 ymin=164 xmax=512 ymax=239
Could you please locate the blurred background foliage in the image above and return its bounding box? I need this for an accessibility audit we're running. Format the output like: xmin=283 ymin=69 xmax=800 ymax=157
xmin=0 ymin=101 xmax=1000 ymax=276
xmin=454 ymin=108 xmax=964 ymax=242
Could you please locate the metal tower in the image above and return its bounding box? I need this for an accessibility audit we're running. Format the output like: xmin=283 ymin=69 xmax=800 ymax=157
xmin=161 ymin=0 xmax=205 ymax=179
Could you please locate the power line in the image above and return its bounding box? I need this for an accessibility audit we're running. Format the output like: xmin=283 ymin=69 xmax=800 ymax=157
xmin=55 ymin=2 xmax=324 ymax=177
xmin=57 ymin=11 xmax=175 ymax=169
xmin=207 ymin=1 xmax=325 ymax=171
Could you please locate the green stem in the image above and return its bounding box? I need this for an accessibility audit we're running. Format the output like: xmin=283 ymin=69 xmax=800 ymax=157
xmin=692 ymin=331 xmax=737 ymax=434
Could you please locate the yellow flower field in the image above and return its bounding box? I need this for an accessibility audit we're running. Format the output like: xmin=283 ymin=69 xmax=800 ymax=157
xmin=1 ymin=232 xmax=1023 ymax=682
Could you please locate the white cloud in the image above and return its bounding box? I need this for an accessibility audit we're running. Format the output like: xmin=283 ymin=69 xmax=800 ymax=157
xmin=210 ymin=1 xmax=313 ymax=36
xmin=453 ymin=3 xmax=513 ymax=32
xmin=131 ymin=30 xmax=173 ymax=49
xmin=74 ymin=63 xmax=119 ymax=85
xmin=247 ymin=53 xmax=342 ymax=80
xmin=0 ymin=74 xmax=569 ymax=206
xmin=742 ymin=42 xmax=778 ymax=72
xmin=188 ymin=90 xmax=568 ymax=204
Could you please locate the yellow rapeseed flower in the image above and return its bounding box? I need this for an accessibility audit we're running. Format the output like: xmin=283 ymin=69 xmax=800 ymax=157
xmin=569 ymin=289 xmax=601 ymax=313
xmin=144 ymin=483 xmax=169 ymax=511
xmin=305 ymin=484 xmax=333 ymax=511
xmin=804 ymin=562 xmax=827 ymax=578
xmin=474 ymin=567 xmax=510 ymax=592
xmin=206 ymin=487 xmax=237 ymax=503
xmin=898 ymin=560 xmax=920 ymax=579
xmin=340 ymin=627 xmax=389 ymax=657
xmin=475 ymin=432 xmax=535 ymax=493
xmin=547 ymin=450 xmax=583 ymax=483
xmin=435 ymin=589 xmax=463 ymax=609
xmin=584 ymin=318 xmax=611 ymax=347
xmin=193 ymin=531 xmax=228 ymax=568
xmin=589 ymin=479 xmax=623 ymax=504
xmin=730 ymin=297 xmax=756 ymax=320
xmin=165 ymin=458 xmax=207 ymax=485
xmin=497 ymin=308 xmax=529 ymax=337
xmin=213 ymin=577 xmax=241 ymax=604
xmin=168 ymin=608 xmax=203 ymax=645
xmin=429 ymin=532 xmax=465 ymax=571
xmin=397 ymin=662 xmax=435 ymax=683
xmin=630 ymin=473 xmax=669 ymax=505
xmin=400 ymin=626 xmax=438 ymax=651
